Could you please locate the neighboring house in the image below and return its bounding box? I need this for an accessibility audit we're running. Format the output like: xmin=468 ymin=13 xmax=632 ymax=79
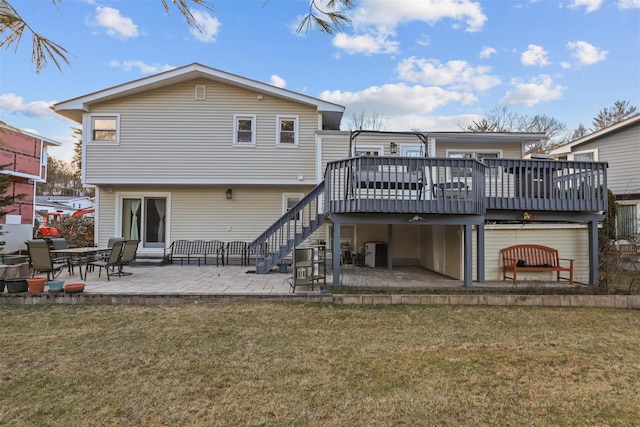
xmin=53 ymin=63 xmax=607 ymax=286
xmin=34 ymin=195 xmax=95 ymax=228
xmin=0 ymin=126 xmax=61 ymax=253
xmin=550 ymin=114 xmax=640 ymax=242
xmin=35 ymin=195 xmax=94 ymax=214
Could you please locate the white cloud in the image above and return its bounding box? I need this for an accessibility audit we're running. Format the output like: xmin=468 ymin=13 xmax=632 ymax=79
xmin=500 ymin=75 xmax=565 ymax=107
xmin=332 ymin=32 xmax=400 ymax=55
xmin=109 ymin=60 xmax=175 ymax=74
xmin=567 ymin=40 xmax=608 ymax=65
xmin=568 ymin=0 xmax=604 ymax=12
xmin=618 ymin=0 xmax=640 ymax=8
xmin=270 ymin=75 xmax=286 ymax=88
xmin=521 ymin=44 xmax=551 ymax=66
xmin=396 ymin=57 xmax=501 ymax=91
xmin=479 ymin=46 xmax=496 ymax=59
xmin=0 ymin=93 xmax=56 ymax=119
xmin=331 ymin=0 xmax=487 ymax=55
xmin=320 ymin=83 xmax=474 ymax=119
xmin=351 ymin=0 xmax=487 ymax=33
xmin=94 ymin=6 xmax=139 ymax=39
xmin=189 ymin=9 xmax=221 ymax=43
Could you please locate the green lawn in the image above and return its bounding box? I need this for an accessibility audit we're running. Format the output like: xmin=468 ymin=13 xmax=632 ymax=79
xmin=1 ymin=304 xmax=639 ymax=426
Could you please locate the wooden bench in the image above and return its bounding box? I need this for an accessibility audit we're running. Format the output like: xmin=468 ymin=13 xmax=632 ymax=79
xmin=501 ymin=244 xmax=574 ymax=284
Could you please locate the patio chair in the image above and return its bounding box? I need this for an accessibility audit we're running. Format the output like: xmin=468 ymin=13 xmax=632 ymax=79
xmin=224 ymin=241 xmax=249 ymax=266
xmin=116 ymin=240 xmax=140 ymax=276
xmin=205 ymin=240 xmax=225 ymax=266
xmin=26 ymin=239 xmax=68 ymax=280
xmin=89 ymin=240 xmax=125 ymax=280
xmin=49 ymin=237 xmax=75 ymax=275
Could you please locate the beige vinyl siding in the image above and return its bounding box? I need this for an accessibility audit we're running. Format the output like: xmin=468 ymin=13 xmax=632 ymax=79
xmin=95 ymin=184 xmax=314 ymax=254
xmin=84 ymin=79 xmax=318 ymax=184
xmin=319 ymin=131 xmax=350 ymax=173
xmin=350 ymin=133 xmax=427 ymax=156
xmin=476 ymin=224 xmax=589 ymax=283
xmin=96 ymin=188 xmax=117 ymax=248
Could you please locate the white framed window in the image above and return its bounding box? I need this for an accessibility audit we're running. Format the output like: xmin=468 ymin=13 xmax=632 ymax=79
xmin=283 ymin=193 xmax=303 ymax=220
xmin=569 ymin=149 xmax=598 ymax=162
xmin=88 ymin=114 xmax=120 ymax=143
xmin=233 ymin=115 xmax=256 ymax=146
xmin=446 ymin=149 xmax=502 ymax=179
xmin=195 ymin=85 xmax=206 ymax=100
xmin=276 ymin=116 xmax=299 ymax=146
xmin=352 ymin=145 xmax=383 ymax=157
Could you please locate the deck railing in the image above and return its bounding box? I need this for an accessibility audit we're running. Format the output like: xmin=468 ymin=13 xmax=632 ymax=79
xmin=325 ymin=157 xmax=607 ymax=215
xmin=325 ymin=156 xmax=486 ymax=215
xmin=483 ymin=158 xmax=607 ymax=212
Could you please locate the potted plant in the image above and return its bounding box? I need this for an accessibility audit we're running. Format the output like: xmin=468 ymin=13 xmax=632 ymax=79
xmin=26 ymin=277 xmax=47 ymax=294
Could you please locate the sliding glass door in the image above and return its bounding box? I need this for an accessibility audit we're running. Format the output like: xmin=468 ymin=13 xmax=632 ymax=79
xmin=121 ymin=196 xmax=167 ymax=248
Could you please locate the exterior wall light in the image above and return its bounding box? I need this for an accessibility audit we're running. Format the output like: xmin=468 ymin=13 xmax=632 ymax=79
xmin=390 ymin=142 xmax=398 ymax=154
xmin=226 ymin=188 xmax=233 ymax=200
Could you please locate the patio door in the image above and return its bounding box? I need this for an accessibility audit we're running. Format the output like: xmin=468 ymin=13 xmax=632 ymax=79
xmin=121 ymin=196 xmax=167 ymax=248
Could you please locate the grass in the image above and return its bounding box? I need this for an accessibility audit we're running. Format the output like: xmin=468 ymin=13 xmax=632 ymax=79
xmin=1 ymin=303 xmax=639 ymax=426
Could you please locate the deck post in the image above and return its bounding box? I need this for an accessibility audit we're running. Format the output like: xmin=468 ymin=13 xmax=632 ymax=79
xmin=387 ymin=224 xmax=393 ymax=270
xmin=588 ymin=219 xmax=599 ymax=285
xmin=464 ymin=224 xmax=473 ymax=288
xmin=476 ymin=223 xmax=485 ymax=283
xmin=332 ymin=219 xmax=341 ymax=287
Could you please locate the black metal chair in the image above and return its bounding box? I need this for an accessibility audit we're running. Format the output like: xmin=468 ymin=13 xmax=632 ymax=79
xmin=89 ymin=240 xmax=125 ymax=280
xmin=225 ymin=241 xmax=248 ymax=266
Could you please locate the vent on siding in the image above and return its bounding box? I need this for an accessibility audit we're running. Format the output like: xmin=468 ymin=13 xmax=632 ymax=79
xmin=195 ymin=85 xmax=206 ymax=100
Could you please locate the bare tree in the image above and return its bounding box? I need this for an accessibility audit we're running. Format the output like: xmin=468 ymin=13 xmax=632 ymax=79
xmin=592 ymin=100 xmax=638 ymax=131
xmin=348 ymin=111 xmax=386 ymax=131
xmin=464 ymin=106 xmax=566 ymax=153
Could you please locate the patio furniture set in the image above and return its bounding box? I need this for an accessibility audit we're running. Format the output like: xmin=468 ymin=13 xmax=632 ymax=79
xmin=25 ymin=238 xmax=140 ymax=281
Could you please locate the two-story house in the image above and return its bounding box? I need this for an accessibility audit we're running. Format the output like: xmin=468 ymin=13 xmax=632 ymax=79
xmin=0 ymin=125 xmax=61 ymax=253
xmin=53 ymin=63 xmax=607 ymax=287
xmin=550 ymin=114 xmax=640 ymax=243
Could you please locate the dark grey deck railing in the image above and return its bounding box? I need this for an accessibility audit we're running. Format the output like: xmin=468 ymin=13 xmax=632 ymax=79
xmin=483 ymin=158 xmax=608 ymax=212
xmin=249 ymin=181 xmax=325 ymax=273
xmin=325 ymin=156 xmax=486 ymax=215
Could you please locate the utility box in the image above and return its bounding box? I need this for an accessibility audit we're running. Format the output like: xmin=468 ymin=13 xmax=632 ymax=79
xmin=364 ymin=242 xmax=387 ymax=267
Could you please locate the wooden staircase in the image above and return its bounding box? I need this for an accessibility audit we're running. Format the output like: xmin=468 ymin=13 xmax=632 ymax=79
xmin=249 ymin=181 xmax=326 ymax=274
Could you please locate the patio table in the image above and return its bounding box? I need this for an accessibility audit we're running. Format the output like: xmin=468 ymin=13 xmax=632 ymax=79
xmin=51 ymin=247 xmax=110 ymax=280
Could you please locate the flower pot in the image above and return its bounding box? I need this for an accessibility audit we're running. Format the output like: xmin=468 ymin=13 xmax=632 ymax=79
xmin=27 ymin=277 xmax=47 ymax=294
xmin=64 ymin=283 xmax=85 ymax=294
xmin=6 ymin=277 xmax=28 ymax=293
xmin=47 ymin=280 xmax=65 ymax=293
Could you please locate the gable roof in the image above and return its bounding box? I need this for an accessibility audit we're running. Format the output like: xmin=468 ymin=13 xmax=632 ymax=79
xmin=52 ymin=63 xmax=346 ymax=129
xmin=0 ymin=125 xmax=62 ymax=147
xmin=549 ymin=114 xmax=640 ymax=155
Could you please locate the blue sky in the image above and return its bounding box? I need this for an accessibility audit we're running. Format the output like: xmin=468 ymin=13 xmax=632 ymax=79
xmin=1 ymin=0 xmax=639 ymax=162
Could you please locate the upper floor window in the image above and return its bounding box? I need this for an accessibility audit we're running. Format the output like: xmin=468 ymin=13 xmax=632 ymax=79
xmin=234 ymin=115 xmax=256 ymax=146
xmin=90 ymin=115 xmax=119 ymax=143
xmin=277 ymin=116 xmax=299 ymax=146
xmin=570 ymin=149 xmax=598 ymax=162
